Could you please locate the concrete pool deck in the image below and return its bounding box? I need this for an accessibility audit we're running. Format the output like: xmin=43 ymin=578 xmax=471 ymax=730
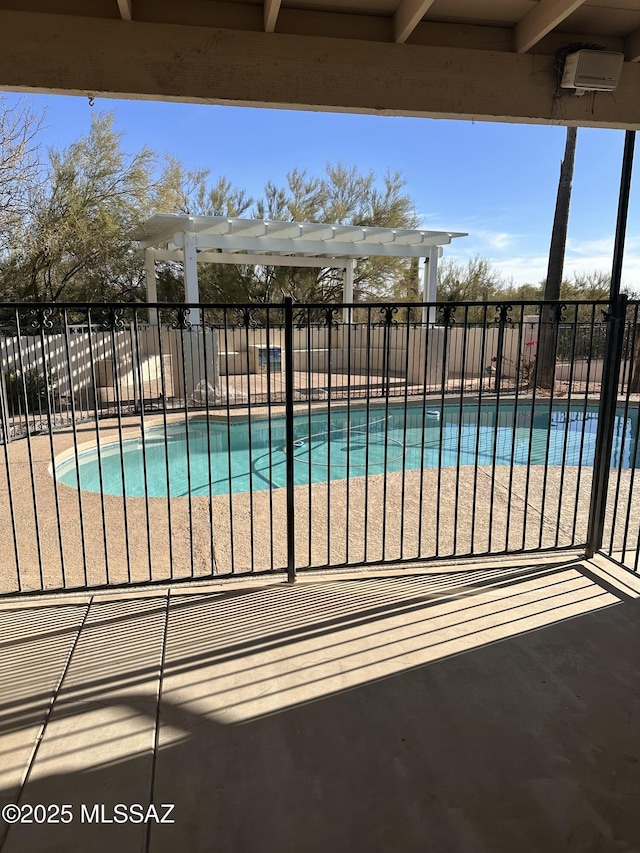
xmin=1 ymin=555 xmax=640 ymax=852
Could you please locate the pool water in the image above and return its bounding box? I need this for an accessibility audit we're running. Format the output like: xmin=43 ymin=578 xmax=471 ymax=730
xmin=56 ymin=402 xmax=640 ymax=498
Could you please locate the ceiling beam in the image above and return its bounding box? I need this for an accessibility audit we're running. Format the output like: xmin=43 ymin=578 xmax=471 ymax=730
xmin=2 ymin=9 xmax=640 ymax=129
xmin=264 ymin=0 xmax=282 ymax=33
xmin=625 ymin=28 xmax=640 ymax=62
xmin=514 ymin=0 xmax=587 ymax=54
xmin=394 ymin=0 xmax=437 ymax=44
xmin=117 ymin=0 xmax=132 ymax=21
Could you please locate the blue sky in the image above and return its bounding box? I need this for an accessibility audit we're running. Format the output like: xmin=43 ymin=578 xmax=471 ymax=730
xmin=4 ymin=91 xmax=638 ymax=287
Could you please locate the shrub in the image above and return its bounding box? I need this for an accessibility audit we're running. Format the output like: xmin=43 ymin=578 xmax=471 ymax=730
xmin=2 ymin=368 xmax=56 ymax=413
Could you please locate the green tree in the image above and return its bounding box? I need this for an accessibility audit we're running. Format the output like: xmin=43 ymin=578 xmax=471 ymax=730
xmin=160 ymin=162 xmax=421 ymax=307
xmin=501 ymin=281 xmax=543 ymax=303
xmin=391 ymin=258 xmax=421 ymax=321
xmin=250 ymin=163 xmax=419 ymax=304
xmin=153 ymin=160 xmax=257 ymax=305
xmin=436 ymin=256 xmax=504 ymax=322
xmin=0 ymin=96 xmax=44 ymax=253
xmin=1 ymin=111 xmax=156 ymax=302
xmin=0 ymin=115 xmax=421 ymax=310
xmin=157 ymin=156 xmax=254 ymax=218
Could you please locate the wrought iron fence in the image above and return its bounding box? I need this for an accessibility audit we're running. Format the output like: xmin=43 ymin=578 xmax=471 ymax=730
xmin=0 ymin=296 xmax=637 ymax=596
xmin=596 ymin=298 xmax=640 ymax=570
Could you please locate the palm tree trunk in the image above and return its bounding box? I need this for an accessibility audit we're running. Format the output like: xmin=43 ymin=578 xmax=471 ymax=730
xmin=536 ymin=126 xmax=578 ymax=390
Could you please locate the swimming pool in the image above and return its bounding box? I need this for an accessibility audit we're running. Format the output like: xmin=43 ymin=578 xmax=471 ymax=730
xmin=56 ymin=401 xmax=640 ymax=498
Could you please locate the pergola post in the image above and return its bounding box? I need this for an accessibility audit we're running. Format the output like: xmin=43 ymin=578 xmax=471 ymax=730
xmin=421 ymin=247 xmax=439 ymax=324
xmin=183 ymin=231 xmax=200 ymax=305
xmin=145 ymin=248 xmax=159 ymax=325
xmin=343 ymin=258 xmax=355 ymax=323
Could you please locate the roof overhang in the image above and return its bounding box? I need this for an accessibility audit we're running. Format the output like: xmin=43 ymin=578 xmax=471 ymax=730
xmin=2 ymin=3 xmax=640 ymax=129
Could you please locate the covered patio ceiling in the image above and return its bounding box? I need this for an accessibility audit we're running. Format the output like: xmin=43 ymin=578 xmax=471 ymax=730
xmin=1 ymin=1 xmax=640 ymax=128
xmin=133 ymin=213 xmax=467 ymax=309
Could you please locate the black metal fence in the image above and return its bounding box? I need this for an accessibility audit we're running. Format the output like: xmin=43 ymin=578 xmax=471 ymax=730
xmin=596 ymin=297 xmax=640 ymax=570
xmin=0 ymin=296 xmax=637 ymax=596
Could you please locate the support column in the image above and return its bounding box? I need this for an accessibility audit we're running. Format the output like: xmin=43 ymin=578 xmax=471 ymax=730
xmin=145 ymin=248 xmax=158 ymax=325
xmin=183 ymin=231 xmax=200 ymax=305
xmin=343 ymin=258 xmax=355 ymax=323
xmin=421 ymin=247 xmax=438 ymax=324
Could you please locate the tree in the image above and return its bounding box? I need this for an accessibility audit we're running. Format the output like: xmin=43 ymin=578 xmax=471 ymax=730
xmin=436 ymin=256 xmax=504 ymax=322
xmin=391 ymin=258 xmax=421 ymax=321
xmin=1 ymin=111 xmax=157 ymax=302
xmin=0 ymin=96 xmax=44 ymax=252
xmin=153 ymin=160 xmax=257 ymax=305
xmin=160 ymin=162 xmax=421 ymax=306
xmin=0 ymin=115 xmax=420 ymax=308
xmin=157 ymin=156 xmax=254 ymax=218
xmin=151 ymin=162 xmax=421 ymax=322
xmin=253 ymin=163 xmax=420 ymax=304
xmin=536 ymin=126 xmax=578 ymax=389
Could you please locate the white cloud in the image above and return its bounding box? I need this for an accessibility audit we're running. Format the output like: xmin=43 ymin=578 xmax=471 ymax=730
xmin=417 ymin=211 xmax=437 ymax=225
xmin=438 ymin=223 xmax=640 ymax=289
xmin=473 ymin=229 xmax=518 ymax=251
xmin=564 ymin=233 xmax=640 ymax=288
xmin=490 ymin=256 xmax=549 ymax=285
xmin=566 ymin=234 xmax=616 ymax=256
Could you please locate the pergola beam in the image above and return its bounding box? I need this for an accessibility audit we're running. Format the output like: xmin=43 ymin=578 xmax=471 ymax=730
xmin=116 ymin=0 xmax=132 ymax=21
xmin=514 ymin=0 xmax=587 ymax=54
xmin=264 ymin=0 xmax=282 ymax=33
xmin=393 ymin=0 xmax=437 ymax=45
xmin=141 ymin=215 xmax=464 ymax=258
xmin=152 ymin=249 xmax=351 ymax=268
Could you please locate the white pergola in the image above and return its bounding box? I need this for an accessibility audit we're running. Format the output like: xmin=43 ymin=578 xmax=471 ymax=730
xmin=132 ymin=214 xmax=467 ymax=323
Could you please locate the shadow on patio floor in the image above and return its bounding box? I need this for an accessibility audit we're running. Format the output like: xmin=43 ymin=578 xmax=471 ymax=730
xmin=1 ymin=558 xmax=640 ymax=853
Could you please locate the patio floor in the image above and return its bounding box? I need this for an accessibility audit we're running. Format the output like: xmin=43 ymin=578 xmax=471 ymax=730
xmin=1 ymin=555 xmax=640 ymax=853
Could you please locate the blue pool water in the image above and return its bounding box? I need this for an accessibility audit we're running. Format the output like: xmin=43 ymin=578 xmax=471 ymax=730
xmin=56 ymin=402 xmax=640 ymax=498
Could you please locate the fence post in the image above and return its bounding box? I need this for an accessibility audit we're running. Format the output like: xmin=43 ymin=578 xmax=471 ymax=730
xmin=0 ymin=369 xmax=9 ymax=444
xmin=494 ymin=304 xmax=509 ymax=391
xmin=284 ymin=297 xmax=296 ymax=583
xmin=586 ymin=293 xmax=627 ymax=558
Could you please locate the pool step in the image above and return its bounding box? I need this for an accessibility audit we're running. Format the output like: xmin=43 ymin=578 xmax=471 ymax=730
xmin=140 ymin=431 xmax=183 ymax=446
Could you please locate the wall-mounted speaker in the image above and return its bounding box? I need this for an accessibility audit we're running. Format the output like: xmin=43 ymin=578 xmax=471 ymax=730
xmin=561 ymin=49 xmax=624 ymax=93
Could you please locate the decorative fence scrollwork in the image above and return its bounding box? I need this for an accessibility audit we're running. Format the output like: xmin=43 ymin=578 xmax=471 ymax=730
xmin=170 ymin=306 xmax=192 ymax=331
xmin=494 ymin=303 xmax=513 ymax=325
xmin=20 ymin=307 xmax=55 ymax=332
xmin=95 ymin=306 xmax=126 ymax=332
xmin=324 ymin=306 xmax=341 ymax=329
xmin=436 ymin=303 xmax=456 ymax=327
xmin=235 ymin=306 xmax=258 ymax=330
